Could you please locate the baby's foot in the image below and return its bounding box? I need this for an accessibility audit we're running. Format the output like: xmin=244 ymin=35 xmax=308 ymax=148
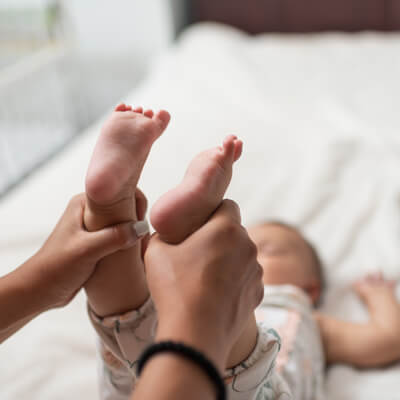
xmin=85 ymin=103 xmax=170 ymax=228
xmin=83 ymin=104 xmax=169 ymax=317
xmin=150 ymin=135 xmax=242 ymax=243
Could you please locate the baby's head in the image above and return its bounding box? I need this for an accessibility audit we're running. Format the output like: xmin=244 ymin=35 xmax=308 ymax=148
xmin=248 ymin=221 xmax=324 ymax=306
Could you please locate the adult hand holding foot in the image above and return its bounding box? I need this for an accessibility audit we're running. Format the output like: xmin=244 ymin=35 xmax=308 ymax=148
xmin=0 ymin=194 xmax=146 ymax=344
xmin=133 ymin=199 xmax=264 ymax=400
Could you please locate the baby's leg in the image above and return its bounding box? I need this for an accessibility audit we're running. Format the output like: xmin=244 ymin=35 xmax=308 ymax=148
xmin=316 ymin=273 xmax=400 ymax=368
xmin=151 ymin=136 xmax=259 ymax=368
xmin=84 ymin=104 xmax=170 ymax=317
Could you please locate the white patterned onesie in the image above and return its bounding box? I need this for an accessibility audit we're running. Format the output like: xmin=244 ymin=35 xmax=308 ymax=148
xmin=89 ymin=284 xmax=324 ymax=399
xmin=88 ymin=296 xmax=292 ymax=400
xmin=256 ymin=285 xmax=325 ymax=400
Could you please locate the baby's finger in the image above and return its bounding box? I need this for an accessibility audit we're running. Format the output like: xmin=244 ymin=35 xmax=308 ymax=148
xmin=370 ymin=271 xmax=383 ymax=283
xmin=365 ymin=273 xmax=377 ymax=283
xmin=388 ymin=280 xmax=397 ymax=289
xmin=376 ymin=270 xmax=384 ymax=280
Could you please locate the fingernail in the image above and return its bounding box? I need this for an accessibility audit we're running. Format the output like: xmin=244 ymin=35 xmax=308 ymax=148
xmin=132 ymin=220 xmax=150 ymax=238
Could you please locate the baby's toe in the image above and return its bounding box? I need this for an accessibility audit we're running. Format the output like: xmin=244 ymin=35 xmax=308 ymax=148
xmin=222 ymin=135 xmax=237 ymax=159
xmin=154 ymin=110 xmax=171 ymax=130
xmin=221 ymin=135 xmax=243 ymax=163
xmin=144 ymin=109 xmax=154 ymax=118
xmin=115 ymin=103 xmax=127 ymax=112
xmin=233 ymin=139 xmax=243 ymax=161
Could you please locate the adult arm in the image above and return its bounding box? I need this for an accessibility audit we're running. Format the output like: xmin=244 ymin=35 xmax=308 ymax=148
xmin=0 ymin=260 xmax=48 ymax=343
xmin=0 ymin=194 xmax=143 ymax=344
xmin=132 ymin=200 xmax=264 ymax=400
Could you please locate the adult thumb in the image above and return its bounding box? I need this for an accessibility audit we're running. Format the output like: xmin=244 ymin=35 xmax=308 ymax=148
xmin=85 ymin=220 xmax=150 ymax=259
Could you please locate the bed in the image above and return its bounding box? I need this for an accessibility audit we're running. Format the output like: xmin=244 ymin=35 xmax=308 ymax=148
xmin=1 ymin=2 xmax=400 ymax=399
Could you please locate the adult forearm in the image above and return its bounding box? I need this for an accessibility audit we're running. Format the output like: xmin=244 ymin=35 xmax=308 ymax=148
xmin=0 ymin=256 xmax=49 ymax=343
xmin=0 ymin=314 xmax=39 ymax=343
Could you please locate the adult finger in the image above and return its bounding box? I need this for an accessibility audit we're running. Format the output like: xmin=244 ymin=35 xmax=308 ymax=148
xmin=247 ymin=261 xmax=265 ymax=308
xmin=135 ymin=188 xmax=148 ymax=221
xmin=242 ymin=268 xmax=264 ymax=310
xmin=84 ymin=219 xmax=150 ymax=259
xmin=141 ymin=233 xmax=151 ymax=260
xmin=184 ymin=199 xmax=243 ymax=252
xmin=209 ymin=199 xmax=242 ymax=225
xmin=66 ymin=193 xmax=86 ymax=227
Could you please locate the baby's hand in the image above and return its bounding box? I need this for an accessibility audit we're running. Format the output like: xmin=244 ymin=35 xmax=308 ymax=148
xmin=353 ymin=272 xmax=396 ymax=303
xmin=31 ymin=194 xmax=146 ymax=309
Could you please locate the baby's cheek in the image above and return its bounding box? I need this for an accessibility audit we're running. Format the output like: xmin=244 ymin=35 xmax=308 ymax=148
xmin=262 ymin=258 xmax=304 ymax=287
xmin=261 ymin=259 xmax=286 ymax=285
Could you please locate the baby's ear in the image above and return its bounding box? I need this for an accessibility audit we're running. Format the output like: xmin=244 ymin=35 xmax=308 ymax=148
xmin=305 ymin=280 xmax=322 ymax=305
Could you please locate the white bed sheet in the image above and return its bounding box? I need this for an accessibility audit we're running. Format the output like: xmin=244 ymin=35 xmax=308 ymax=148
xmin=1 ymin=23 xmax=400 ymax=399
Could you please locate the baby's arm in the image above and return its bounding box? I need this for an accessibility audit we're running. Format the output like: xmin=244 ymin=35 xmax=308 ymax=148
xmin=315 ymin=274 xmax=400 ymax=368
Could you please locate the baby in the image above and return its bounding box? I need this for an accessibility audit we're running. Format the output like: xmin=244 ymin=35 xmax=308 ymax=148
xmin=249 ymin=221 xmax=400 ymax=399
xmin=82 ymin=104 xmax=400 ymax=400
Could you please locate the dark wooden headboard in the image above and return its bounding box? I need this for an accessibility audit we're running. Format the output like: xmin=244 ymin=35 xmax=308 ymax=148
xmin=187 ymin=0 xmax=400 ymax=33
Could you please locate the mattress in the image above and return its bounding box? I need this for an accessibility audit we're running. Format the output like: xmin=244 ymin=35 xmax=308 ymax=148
xmin=1 ymin=23 xmax=400 ymax=399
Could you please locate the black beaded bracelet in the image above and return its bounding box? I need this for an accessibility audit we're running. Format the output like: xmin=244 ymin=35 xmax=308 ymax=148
xmin=137 ymin=341 xmax=226 ymax=400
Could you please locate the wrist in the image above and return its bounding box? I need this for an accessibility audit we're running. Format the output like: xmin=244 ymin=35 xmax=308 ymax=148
xmin=156 ymin=316 xmax=229 ymax=371
xmin=18 ymin=252 xmax=56 ymax=313
xmin=137 ymin=341 xmax=226 ymax=400
xmin=134 ymin=352 xmax=217 ymax=400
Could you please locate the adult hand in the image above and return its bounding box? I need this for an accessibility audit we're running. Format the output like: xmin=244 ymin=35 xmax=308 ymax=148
xmin=31 ymin=193 xmax=146 ymax=310
xmin=144 ymin=200 xmax=264 ymax=370
xmin=0 ymin=193 xmax=146 ymax=343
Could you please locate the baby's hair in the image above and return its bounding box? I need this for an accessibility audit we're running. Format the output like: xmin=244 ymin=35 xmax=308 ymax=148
xmin=263 ymin=220 xmax=325 ymax=306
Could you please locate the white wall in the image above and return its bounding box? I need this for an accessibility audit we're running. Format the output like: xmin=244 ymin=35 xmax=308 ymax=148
xmin=0 ymin=0 xmax=50 ymax=8
xmin=63 ymin=0 xmax=175 ymax=60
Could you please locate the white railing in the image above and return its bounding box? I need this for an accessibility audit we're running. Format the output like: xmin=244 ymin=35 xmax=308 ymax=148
xmin=0 ymin=44 xmax=89 ymax=196
xmin=0 ymin=1 xmax=155 ymax=197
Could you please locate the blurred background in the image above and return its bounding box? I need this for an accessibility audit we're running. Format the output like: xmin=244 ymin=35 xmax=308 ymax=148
xmin=1 ymin=2 xmax=400 ymax=399
xmin=0 ymin=0 xmax=187 ymax=198
xmin=2 ymin=0 xmax=399 ymax=199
